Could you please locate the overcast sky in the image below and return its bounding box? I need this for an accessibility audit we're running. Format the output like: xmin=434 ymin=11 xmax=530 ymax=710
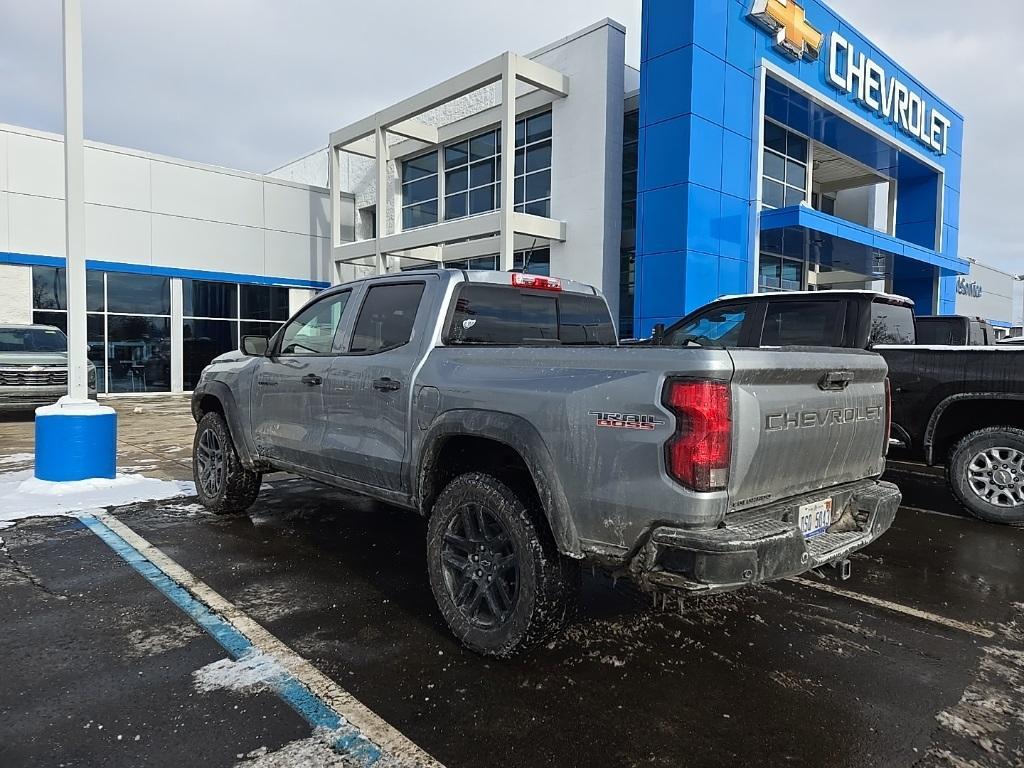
xmin=0 ymin=0 xmax=1019 ymax=273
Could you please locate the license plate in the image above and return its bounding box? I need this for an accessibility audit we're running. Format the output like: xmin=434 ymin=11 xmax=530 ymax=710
xmin=798 ymin=499 xmax=835 ymax=539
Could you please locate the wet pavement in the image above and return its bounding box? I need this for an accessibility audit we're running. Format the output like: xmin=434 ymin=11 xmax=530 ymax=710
xmin=1 ymin=399 xmax=1022 ymax=767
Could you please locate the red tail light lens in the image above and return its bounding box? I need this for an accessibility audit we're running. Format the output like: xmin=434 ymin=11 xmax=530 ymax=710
xmin=662 ymin=380 xmax=732 ymax=492
xmin=884 ymin=377 xmax=892 ymax=456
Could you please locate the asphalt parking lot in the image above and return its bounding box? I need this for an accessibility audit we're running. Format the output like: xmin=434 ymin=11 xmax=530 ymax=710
xmin=1 ymin=398 xmax=1022 ymax=767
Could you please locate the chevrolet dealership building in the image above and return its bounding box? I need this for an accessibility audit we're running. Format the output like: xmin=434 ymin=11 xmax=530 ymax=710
xmin=0 ymin=1 xmax=1017 ymax=394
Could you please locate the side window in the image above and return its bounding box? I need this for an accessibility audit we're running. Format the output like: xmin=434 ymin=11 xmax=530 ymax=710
xmin=278 ymin=291 xmax=351 ymax=355
xmin=665 ymin=306 xmax=748 ymax=348
xmin=762 ymin=301 xmax=842 ymax=346
xmin=349 ymin=283 xmax=426 ymax=354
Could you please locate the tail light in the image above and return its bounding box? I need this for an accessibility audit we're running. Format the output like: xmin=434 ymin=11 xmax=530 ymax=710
xmin=512 ymin=273 xmax=562 ymax=292
xmin=662 ymin=380 xmax=732 ymax=492
xmin=883 ymin=377 xmax=892 ymax=456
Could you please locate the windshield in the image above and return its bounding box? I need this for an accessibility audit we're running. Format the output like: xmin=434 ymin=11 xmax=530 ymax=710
xmin=664 ymin=307 xmax=747 ymax=348
xmin=0 ymin=327 xmax=68 ymax=353
xmin=870 ymin=301 xmax=916 ymax=345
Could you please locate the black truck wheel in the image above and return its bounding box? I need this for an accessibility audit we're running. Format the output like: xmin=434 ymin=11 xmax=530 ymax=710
xmin=192 ymin=411 xmax=262 ymax=514
xmin=426 ymin=472 xmax=579 ymax=657
xmin=947 ymin=427 xmax=1024 ymax=525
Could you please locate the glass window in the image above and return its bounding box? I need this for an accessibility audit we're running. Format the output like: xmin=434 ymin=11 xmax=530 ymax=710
xmin=522 ymin=112 xmax=552 ymax=145
xmin=513 ymin=247 xmax=551 ymax=275
xmin=762 ymin=301 xmax=842 ymax=346
xmin=761 ymin=120 xmax=808 ymax=210
xmin=514 ymin=111 xmax=552 ymax=218
xmin=183 ymin=279 xmax=237 ymax=319
xmin=106 ymin=273 xmax=170 ymax=315
xmin=666 ymin=307 xmax=748 ymax=348
xmin=446 ymin=285 xmax=557 ymax=345
xmin=240 ymin=285 xmax=290 ymax=321
xmin=241 ymin=321 xmax=286 ymax=341
xmin=557 ymin=294 xmax=618 ymax=346
xmin=32 ymin=267 xmax=104 ymax=311
xmin=183 ymin=319 xmax=238 ymax=391
xmin=349 ymin=283 xmax=426 ymax=354
xmin=402 ymin=151 xmax=439 ymax=230
xmin=870 ymin=301 xmax=916 ymax=345
xmin=106 ymin=316 xmax=172 ymax=393
xmin=32 ymin=311 xmax=68 ymax=334
xmin=278 ymin=292 xmax=351 ymax=356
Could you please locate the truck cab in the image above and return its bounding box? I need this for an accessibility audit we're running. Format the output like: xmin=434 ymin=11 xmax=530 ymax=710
xmin=916 ymin=315 xmax=996 ymax=346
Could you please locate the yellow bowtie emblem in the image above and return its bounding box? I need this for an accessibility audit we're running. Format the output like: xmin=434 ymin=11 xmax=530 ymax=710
xmin=749 ymin=0 xmax=824 ymax=62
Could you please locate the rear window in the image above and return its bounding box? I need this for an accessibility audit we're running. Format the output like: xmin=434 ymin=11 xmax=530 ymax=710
xmin=870 ymin=301 xmax=916 ymax=345
xmin=915 ymin=319 xmax=953 ymax=345
xmin=762 ymin=300 xmax=842 ymax=346
xmin=445 ymin=285 xmax=616 ymax=346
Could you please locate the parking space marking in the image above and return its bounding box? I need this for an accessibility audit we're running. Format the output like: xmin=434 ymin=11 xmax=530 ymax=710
xmin=77 ymin=510 xmax=444 ymax=768
xmin=789 ymin=577 xmax=996 ymax=639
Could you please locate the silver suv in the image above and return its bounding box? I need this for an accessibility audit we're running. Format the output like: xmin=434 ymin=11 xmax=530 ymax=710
xmin=0 ymin=324 xmax=97 ymax=411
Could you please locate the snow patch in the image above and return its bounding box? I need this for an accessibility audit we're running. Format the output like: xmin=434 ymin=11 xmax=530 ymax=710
xmin=192 ymin=650 xmax=288 ymax=695
xmin=0 ymin=469 xmax=194 ymax=528
xmin=0 ymin=453 xmax=34 ymax=467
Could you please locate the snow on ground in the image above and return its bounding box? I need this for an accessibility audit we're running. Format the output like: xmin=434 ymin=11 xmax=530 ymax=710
xmin=0 ymin=453 xmax=34 ymax=467
xmin=0 ymin=469 xmax=194 ymax=528
xmin=192 ymin=650 xmax=288 ymax=695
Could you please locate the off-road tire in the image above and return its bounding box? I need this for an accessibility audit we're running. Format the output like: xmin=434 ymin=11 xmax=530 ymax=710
xmin=426 ymin=472 xmax=580 ymax=657
xmin=192 ymin=411 xmax=262 ymax=514
xmin=947 ymin=426 xmax=1024 ymax=525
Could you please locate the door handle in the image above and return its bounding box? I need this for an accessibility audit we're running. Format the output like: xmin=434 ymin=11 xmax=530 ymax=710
xmin=373 ymin=377 xmax=402 ymax=392
xmin=819 ymin=370 xmax=854 ymax=391
xmin=301 ymin=374 xmax=323 ymax=387
xmin=257 ymin=379 xmax=277 ymax=387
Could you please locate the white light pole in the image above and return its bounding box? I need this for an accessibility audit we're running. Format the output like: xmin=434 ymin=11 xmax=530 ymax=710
xmin=33 ymin=0 xmax=118 ymax=483
xmin=63 ymin=0 xmax=88 ymax=400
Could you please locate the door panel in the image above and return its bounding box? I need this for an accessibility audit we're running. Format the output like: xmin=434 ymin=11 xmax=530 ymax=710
xmin=322 ymin=281 xmax=429 ymax=492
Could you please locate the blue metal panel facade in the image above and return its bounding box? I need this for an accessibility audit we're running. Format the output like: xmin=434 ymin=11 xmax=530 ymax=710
xmin=635 ymin=0 xmax=966 ymax=334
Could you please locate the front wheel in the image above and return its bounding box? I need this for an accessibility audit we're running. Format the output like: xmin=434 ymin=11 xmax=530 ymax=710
xmin=426 ymin=472 xmax=579 ymax=657
xmin=947 ymin=427 xmax=1024 ymax=525
xmin=192 ymin=411 xmax=262 ymax=514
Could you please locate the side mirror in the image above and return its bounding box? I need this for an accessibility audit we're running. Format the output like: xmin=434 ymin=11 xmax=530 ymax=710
xmin=241 ymin=335 xmax=270 ymax=356
xmin=652 ymin=323 xmax=666 ymax=343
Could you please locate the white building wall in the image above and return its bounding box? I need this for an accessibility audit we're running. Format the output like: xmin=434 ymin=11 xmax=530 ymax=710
xmin=954 ymin=260 xmax=1017 ymax=326
xmin=0 ymin=123 xmax=333 ymax=285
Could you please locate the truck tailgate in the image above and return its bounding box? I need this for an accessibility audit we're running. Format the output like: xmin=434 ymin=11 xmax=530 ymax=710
xmin=727 ymin=348 xmax=888 ymax=511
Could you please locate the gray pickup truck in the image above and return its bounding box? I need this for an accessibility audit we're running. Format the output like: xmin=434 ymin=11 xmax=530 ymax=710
xmin=191 ymin=270 xmax=900 ymax=656
xmin=0 ymin=323 xmax=97 ymax=411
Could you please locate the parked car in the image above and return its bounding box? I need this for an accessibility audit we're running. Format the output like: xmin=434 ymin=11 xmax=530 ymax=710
xmin=916 ymin=315 xmax=996 ymax=346
xmin=649 ymin=292 xmax=1024 ymax=524
xmin=0 ymin=323 xmax=97 ymax=412
xmin=190 ymin=270 xmax=899 ymax=656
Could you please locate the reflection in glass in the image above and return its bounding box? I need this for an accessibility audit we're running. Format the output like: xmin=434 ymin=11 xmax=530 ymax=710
xmin=106 ymin=273 xmax=170 ymax=315
xmin=183 ymin=319 xmax=238 ymax=390
xmin=241 ymin=321 xmax=285 ymax=343
xmin=32 ymin=267 xmax=105 ymax=311
xmin=240 ymin=286 xmax=290 ymax=321
xmin=106 ymin=316 xmax=171 ymax=393
xmin=183 ymin=280 xmax=237 ymax=319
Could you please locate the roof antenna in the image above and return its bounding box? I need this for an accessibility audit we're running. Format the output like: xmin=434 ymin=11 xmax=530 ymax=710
xmin=522 ymin=237 xmax=539 ymax=273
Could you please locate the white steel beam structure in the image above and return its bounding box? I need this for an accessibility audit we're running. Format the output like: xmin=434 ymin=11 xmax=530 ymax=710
xmin=330 ymin=51 xmax=569 ymax=276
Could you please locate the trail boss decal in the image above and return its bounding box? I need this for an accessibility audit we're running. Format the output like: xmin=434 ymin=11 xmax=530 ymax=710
xmin=766 ymin=406 xmax=882 ymax=432
xmin=589 ymin=412 xmax=665 ymax=431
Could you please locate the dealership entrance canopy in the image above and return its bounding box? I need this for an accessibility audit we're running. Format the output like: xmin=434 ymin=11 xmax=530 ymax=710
xmin=634 ymin=0 xmax=967 ymax=335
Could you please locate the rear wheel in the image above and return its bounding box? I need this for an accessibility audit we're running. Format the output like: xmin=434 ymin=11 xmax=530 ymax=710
xmin=947 ymin=427 xmax=1024 ymax=525
xmin=192 ymin=411 xmax=262 ymax=514
xmin=426 ymin=472 xmax=579 ymax=657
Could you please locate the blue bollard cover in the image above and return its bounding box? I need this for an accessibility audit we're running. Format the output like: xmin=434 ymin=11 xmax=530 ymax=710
xmin=34 ymin=401 xmax=118 ymax=482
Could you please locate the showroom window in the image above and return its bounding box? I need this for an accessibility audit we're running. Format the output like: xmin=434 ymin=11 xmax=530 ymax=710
xmin=762 ymin=120 xmax=808 ymax=210
xmin=182 ymin=280 xmax=290 ymax=390
xmin=32 ymin=267 xmax=171 ymax=394
xmin=399 ymin=111 xmax=552 ymax=230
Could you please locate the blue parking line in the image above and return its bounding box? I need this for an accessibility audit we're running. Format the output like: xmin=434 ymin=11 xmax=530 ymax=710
xmin=77 ymin=512 xmax=383 ymax=764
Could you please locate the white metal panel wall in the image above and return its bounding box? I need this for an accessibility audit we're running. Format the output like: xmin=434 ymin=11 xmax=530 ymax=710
xmin=8 ymin=194 xmax=65 ymax=256
xmin=150 ymin=161 xmax=265 ymax=229
xmin=151 ymin=214 xmax=264 ymax=275
xmin=85 ymin=148 xmax=151 ymax=210
xmin=85 ymin=204 xmax=151 ymax=266
xmin=265 ymin=229 xmax=330 ymax=282
xmin=0 ymin=192 xmax=9 ymax=251
xmin=6 ymin=132 xmax=64 ymax=199
xmin=263 ymin=182 xmax=330 ymax=238
xmin=0 ymin=131 xmax=8 ymax=195
xmin=954 ymin=261 xmax=1017 ymax=325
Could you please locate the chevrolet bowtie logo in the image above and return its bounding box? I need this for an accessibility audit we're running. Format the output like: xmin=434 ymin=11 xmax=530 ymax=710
xmin=749 ymin=0 xmax=824 ymax=62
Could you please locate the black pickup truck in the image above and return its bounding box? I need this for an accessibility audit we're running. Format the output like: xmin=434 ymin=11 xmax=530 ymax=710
xmin=915 ymin=315 xmax=997 ymax=346
xmin=648 ymin=290 xmax=1024 ymax=524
